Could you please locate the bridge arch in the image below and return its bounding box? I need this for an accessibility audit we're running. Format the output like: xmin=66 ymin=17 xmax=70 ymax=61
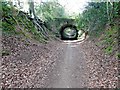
xmin=60 ymin=24 xmax=78 ymax=40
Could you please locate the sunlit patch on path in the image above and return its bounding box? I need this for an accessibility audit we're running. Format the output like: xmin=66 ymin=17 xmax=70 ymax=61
xmin=63 ymin=32 xmax=88 ymax=45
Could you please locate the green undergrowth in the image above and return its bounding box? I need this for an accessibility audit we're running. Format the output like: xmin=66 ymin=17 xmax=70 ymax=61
xmin=2 ymin=2 xmax=48 ymax=43
xmin=96 ymin=25 xmax=118 ymax=59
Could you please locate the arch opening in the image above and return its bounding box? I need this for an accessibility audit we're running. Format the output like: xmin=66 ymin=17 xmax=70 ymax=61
xmin=60 ymin=24 xmax=78 ymax=40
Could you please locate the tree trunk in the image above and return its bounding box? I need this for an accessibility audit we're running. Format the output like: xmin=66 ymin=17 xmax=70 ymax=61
xmin=29 ymin=0 xmax=36 ymax=18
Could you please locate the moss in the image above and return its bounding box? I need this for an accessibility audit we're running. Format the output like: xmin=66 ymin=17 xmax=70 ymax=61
xmin=96 ymin=25 xmax=118 ymax=56
xmin=116 ymin=53 xmax=120 ymax=60
xmin=104 ymin=46 xmax=113 ymax=54
xmin=2 ymin=50 xmax=10 ymax=56
xmin=2 ymin=2 xmax=53 ymax=43
xmin=24 ymin=42 xmax=30 ymax=46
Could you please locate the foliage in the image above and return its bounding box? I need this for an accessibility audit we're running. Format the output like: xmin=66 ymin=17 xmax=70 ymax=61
xmin=97 ymin=25 xmax=118 ymax=56
xmin=76 ymin=2 xmax=120 ymax=37
xmin=2 ymin=1 xmax=48 ymax=43
xmin=2 ymin=0 xmax=70 ymax=42
xmin=2 ymin=50 xmax=10 ymax=56
xmin=35 ymin=0 xmax=67 ymax=35
xmin=35 ymin=1 xmax=67 ymax=21
xmin=75 ymin=1 xmax=119 ymax=57
xmin=116 ymin=53 xmax=120 ymax=59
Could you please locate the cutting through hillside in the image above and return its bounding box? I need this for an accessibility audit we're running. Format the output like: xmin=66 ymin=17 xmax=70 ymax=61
xmin=1 ymin=0 xmax=120 ymax=88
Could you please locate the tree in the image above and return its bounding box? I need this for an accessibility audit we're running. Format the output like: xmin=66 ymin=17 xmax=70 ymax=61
xmin=28 ymin=0 xmax=36 ymax=18
xmin=35 ymin=1 xmax=66 ymax=21
xmin=76 ymin=1 xmax=120 ymax=37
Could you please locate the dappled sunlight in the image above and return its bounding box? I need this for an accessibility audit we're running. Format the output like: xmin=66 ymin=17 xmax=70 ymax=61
xmin=63 ymin=39 xmax=85 ymax=44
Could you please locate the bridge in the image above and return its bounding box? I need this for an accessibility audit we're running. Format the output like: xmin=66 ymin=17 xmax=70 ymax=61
xmin=52 ymin=18 xmax=79 ymax=40
xmin=18 ymin=9 xmax=79 ymax=40
xmin=26 ymin=15 xmax=79 ymax=40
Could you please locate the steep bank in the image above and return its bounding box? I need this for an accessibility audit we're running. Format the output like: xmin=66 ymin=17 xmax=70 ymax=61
xmin=80 ymin=39 xmax=118 ymax=88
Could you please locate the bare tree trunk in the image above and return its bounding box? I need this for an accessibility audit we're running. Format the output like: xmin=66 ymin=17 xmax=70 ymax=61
xmin=29 ymin=0 xmax=36 ymax=18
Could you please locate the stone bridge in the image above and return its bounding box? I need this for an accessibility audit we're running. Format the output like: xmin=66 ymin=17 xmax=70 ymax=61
xmin=53 ymin=18 xmax=78 ymax=40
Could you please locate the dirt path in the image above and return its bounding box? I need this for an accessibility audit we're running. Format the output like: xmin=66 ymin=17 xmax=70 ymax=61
xmin=46 ymin=41 xmax=88 ymax=88
xmin=2 ymin=36 xmax=118 ymax=88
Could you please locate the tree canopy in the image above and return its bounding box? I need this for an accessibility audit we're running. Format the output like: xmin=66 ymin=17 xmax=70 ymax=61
xmin=76 ymin=2 xmax=120 ymax=37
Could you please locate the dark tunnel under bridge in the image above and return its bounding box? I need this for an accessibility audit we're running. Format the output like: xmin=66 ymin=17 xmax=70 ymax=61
xmin=60 ymin=24 xmax=78 ymax=40
xmin=54 ymin=18 xmax=79 ymax=40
